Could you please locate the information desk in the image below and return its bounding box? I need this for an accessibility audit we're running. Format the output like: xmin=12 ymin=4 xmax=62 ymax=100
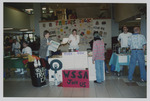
xmin=109 ymin=53 xmax=147 ymax=72
xmin=4 ymin=57 xmax=25 ymax=69
xmin=48 ymin=51 xmax=105 ymax=82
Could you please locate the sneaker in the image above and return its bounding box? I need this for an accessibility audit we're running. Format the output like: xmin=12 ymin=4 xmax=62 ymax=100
xmin=141 ymin=79 xmax=146 ymax=82
xmin=20 ymin=71 xmax=25 ymax=74
xmin=128 ymin=79 xmax=134 ymax=82
xmin=15 ymin=68 xmax=21 ymax=73
xmin=106 ymin=70 xmax=109 ymax=74
xmin=94 ymin=80 xmax=101 ymax=84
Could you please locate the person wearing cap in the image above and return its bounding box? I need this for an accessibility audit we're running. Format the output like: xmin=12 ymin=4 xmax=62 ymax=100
xmin=68 ymin=29 xmax=80 ymax=52
xmin=92 ymin=32 xmax=105 ymax=84
xmin=128 ymin=26 xmax=146 ymax=82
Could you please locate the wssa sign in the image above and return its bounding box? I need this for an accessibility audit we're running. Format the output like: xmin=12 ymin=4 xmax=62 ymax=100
xmin=62 ymin=70 xmax=89 ymax=88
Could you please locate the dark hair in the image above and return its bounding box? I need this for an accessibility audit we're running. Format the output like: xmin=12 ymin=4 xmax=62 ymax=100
xmin=43 ymin=30 xmax=50 ymax=37
xmin=93 ymin=31 xmax=101 ymax=41
xmin=122 ymin=25 xmax=127 ymax=29
xmin=22 ymin=41 xmax=29 ymax=45
xmin=94 ymin=37 xmax=101 ymax=41
xmin=72 ymin=29 xmax=77 ymax=32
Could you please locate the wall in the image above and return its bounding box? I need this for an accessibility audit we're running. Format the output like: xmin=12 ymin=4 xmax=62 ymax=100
xmin=114 ymin=4 xmax=141 ymax=22
xmin=29 ymin=15 xmax=35 ymax=30
xmin=39 ymin=19 xmax=112 ymax=52
xmin=111 ymin=19 xmax=119 ymax=37
xmin=76 ymin=7 xmax=100 ymax=18
xmin=4 ymin=6 xmax=30 ymax=29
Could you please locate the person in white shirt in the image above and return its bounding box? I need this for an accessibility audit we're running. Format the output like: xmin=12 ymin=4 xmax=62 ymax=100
xmin=12 ymin=39 xmax=21 ymax=56
xmin=117 ymin=26 xmax=132 ymax=75
xmin=22 ymin=41 xmax=32 ymax=56
xmin=15 ymin=41 xmax=32 ymax=74
xmin=118 ymin=26 xmax=132 ymax=48
xmin=68 ymin=29 xmax=80 ymax=52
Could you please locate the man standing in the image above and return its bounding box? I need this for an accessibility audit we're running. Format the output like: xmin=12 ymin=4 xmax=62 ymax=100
xmin=117 ymin=26 xmax=132 ymax=75
xmin=118 ymin=25 xmax=132 ymax=51
xmin=128 ymin=26 xmax=146 ymax=82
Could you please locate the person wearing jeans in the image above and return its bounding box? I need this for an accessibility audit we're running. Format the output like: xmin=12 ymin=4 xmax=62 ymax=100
xmin=95 ymin=60 xmax=104 ymax=83
xmin=128 ymin=27 xmax=146 ymax=82
xmin=92 ymin=32 xmax=105 ymax=84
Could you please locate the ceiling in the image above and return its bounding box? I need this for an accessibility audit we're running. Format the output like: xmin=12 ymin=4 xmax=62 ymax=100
xmin=4 ymin=3 xmax=105 ymax=12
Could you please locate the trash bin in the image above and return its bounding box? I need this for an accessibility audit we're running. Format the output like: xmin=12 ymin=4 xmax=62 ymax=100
xmin=28 ymin=62 xmax=46 ymax=87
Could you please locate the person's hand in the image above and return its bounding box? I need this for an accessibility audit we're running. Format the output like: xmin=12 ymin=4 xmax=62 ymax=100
xmin=47 ymin=42 xmax=51 ymax=45
xmin=68 ymin=40 xmax=72 ymax=43
xmin=92 ymin=61 xmax=95 ymax=64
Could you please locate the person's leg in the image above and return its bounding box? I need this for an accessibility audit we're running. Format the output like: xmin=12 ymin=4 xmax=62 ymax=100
xmin=105 ymin=62 xmax=109 ymax=73
xmin=20 ymin=68 xmax=24 ymax=74
xmin=128 ymin=50 xmax=137 ymax=81
xmin=15 ymin=68 xmax=21 ymax=72
xmin=95 ymin=60 xmax=101 ymax=83
xmin=45 ymin=56 xmax=49 ymax=78
xmin=137 ymin=50 xmax=146 ymax=81
xmin=100 ymin=60 xmax=104 ymax=82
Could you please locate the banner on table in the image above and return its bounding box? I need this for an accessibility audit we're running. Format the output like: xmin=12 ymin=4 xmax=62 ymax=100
xmin=62 ymin=70 xmax=89 ymax=88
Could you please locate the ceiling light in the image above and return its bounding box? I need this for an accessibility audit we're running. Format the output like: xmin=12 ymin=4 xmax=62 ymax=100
xmin=20 ymin=29 xmax=28 ymax=31
xmin=4 ymin=28 xmax=13 ymax=30
xmin=136 ymin=18 xmax=141 ymax=20
xmin=50 ymin=10 xmax=54 ymax=13
xmin=42 ymin=7 xmax=46 ymax=10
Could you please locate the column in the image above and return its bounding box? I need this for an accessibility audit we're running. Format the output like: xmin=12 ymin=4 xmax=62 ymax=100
xmin=141 ymin=14 xmax=147 ymax=38
xmin=33 ymin=4 xmax=41 ymax=37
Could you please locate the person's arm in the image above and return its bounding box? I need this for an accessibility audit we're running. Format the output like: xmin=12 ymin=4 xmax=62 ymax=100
xmin=142 ymin=35 xmax=146 ymax=52
xmin=17 ymin=42 xmax=21 ymax=49
xmin=92 ymin=41 xmax=97 ymax=64
xmin=77 ymin=35 xmax=80 ymax=44
xmin=40 ymin=39 xmax=49 ymax=49
xmin=117 ymin=34 xmax=121 ymax=45
xmin=68 ymin=35 xmax=72 ymax=43
xmin=12 ymin=43 xmax=14 ymax=51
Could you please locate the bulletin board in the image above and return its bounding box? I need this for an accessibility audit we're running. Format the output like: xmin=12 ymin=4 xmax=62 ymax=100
xmin=39 ymin=18 xmax=111 ymax=51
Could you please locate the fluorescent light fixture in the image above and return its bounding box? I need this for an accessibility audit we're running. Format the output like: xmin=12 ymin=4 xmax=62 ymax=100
xmin=50 ymin=10 xmax=54 ymax=13
xmin=4 ymin=28 xmax=13 ymax=30
xmin=25 ymin=9 xmax=33 ymax=11
xmin=136 ymin=18 xmax=141 ymax=20
xmin=42 ymin=7 xmax=46 ymax=10
xmin=20 ymin=29 xmax=28 ymax=31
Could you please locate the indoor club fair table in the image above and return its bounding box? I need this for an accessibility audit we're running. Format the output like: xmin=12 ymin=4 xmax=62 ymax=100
xmin=48 ymin=51 xmax=105 ymax=83
xmin=4 ymin=57 xmax=26 ymax=69
xmin=109 ymin=53 xmax=147 ymax=72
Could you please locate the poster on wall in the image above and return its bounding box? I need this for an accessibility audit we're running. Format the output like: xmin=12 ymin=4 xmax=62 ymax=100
xmin=39 ymin=18 xmax=111 ymax=50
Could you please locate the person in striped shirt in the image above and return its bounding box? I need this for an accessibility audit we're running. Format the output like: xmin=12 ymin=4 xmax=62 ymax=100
xmin=92 ymin=32 xmax=105 ymax=84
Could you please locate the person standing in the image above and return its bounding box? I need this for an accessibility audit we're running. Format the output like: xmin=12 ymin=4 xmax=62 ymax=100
xmin=118 ymin=25 xmax=132 ymax=49
xmin=15 ymin=41 xmax=32 ymax=74
xmin=12 ymin=39 xmax=21 ymax=56
xmin=39 ymin=30 xmax=51 ymax=78
xmin=128 ymin=27 xmax=146 ymax=82
xmin=92 ymin=32 xmax=105 ymax=84
xmin=68 ymin=29 xmax=80 ymax=52
xmin=117 ymin=26 xmax=132 ymax=74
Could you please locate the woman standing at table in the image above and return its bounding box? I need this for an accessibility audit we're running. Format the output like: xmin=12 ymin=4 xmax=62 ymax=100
xmin=39 ymin=30 xmax=51 ymax=78
xmin=68 ymin=29 xmax=80 ymax=52
xmin=92 ymin=32 xmax=105 ymax=84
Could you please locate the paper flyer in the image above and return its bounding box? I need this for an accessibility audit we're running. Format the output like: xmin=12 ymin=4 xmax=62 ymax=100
xmin=48 ymin=40 xmax=60 ymax=52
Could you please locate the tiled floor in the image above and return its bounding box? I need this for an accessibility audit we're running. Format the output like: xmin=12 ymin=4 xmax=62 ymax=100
xmin=4 ymin=75 xmax=146 ymax=98
xmin=3 ymin=63 xmax=147 ymax=98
